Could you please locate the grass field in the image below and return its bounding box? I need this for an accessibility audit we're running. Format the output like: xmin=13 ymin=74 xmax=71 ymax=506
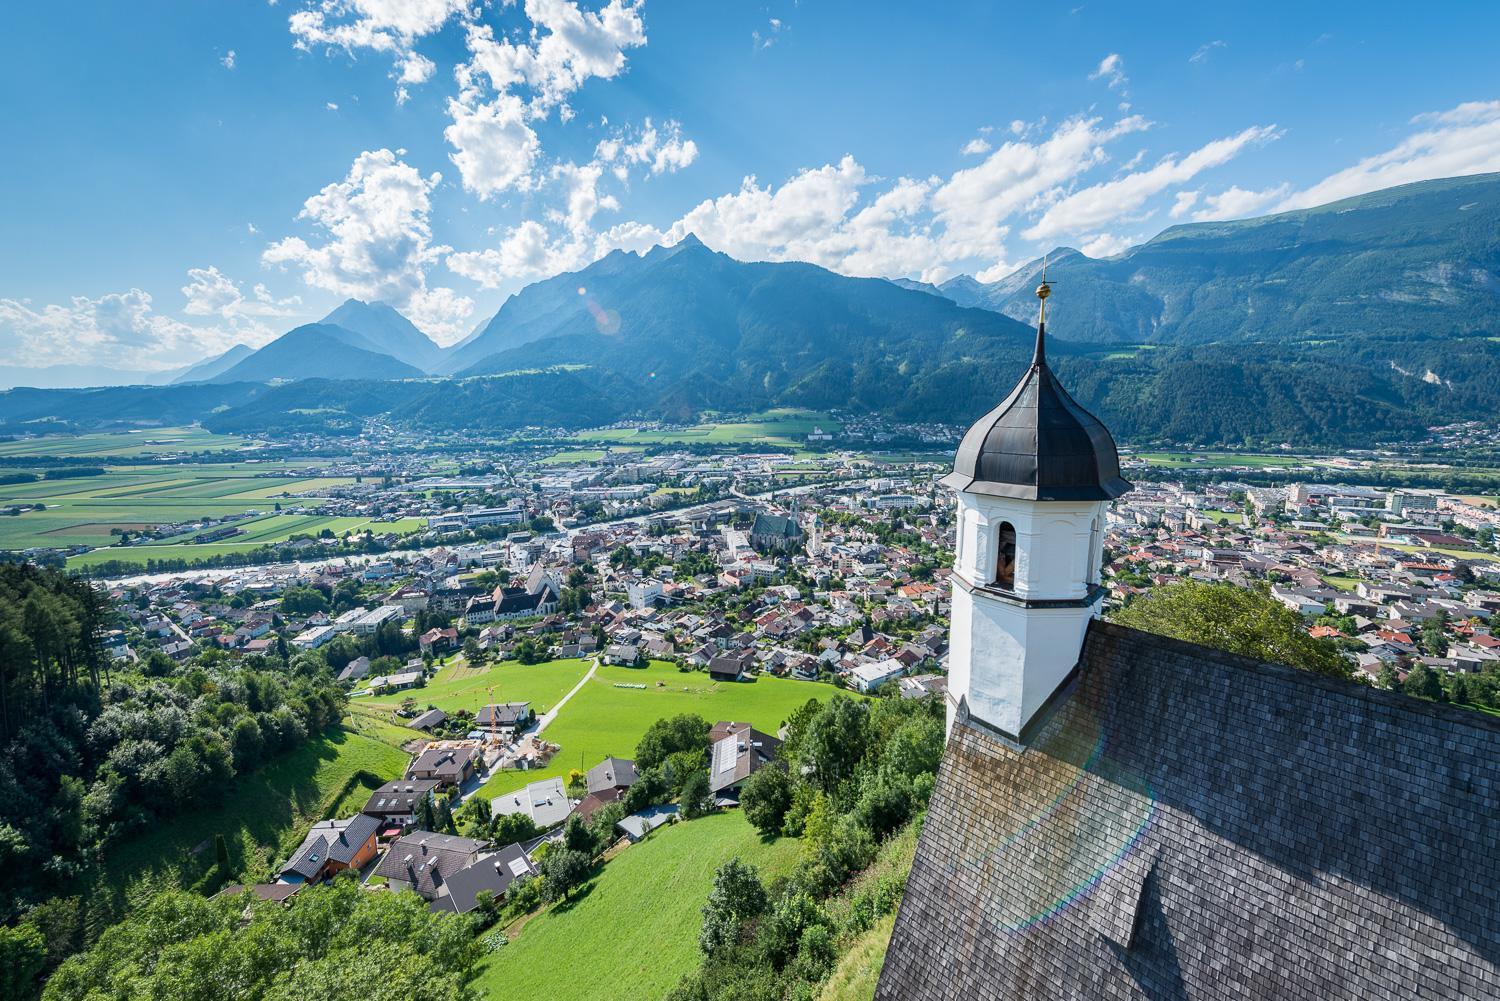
xmin=1134 ymin=451 xmax=1309 ymax=469
xmin=66 ymin=514 xmax=426 ymax=569
xmin=94 ymin=728 xmax=408 ymax=904
xmin=0 ymin=461 xmax=373 ymax=552
xmin=363 ymin=657 xmax=596 ymax=717
xmin=1323 ymin=574 xmax=1362 ymax=592
xmin=476 ymin=811 xmax=803 ymax=1001
xmin=817 ymin=914 xmax=895 ymax=1001
xmin=479 ymin=660 xmax=846 ymax=800
xmin=574 ymin=409 xmax=839 ymax=450
xmin=0 ymin=426 xmax=252 ymax=458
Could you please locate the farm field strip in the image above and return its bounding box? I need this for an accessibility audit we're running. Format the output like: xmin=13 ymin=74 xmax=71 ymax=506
xmin=0 ymin=426 xmax=252 ymax=458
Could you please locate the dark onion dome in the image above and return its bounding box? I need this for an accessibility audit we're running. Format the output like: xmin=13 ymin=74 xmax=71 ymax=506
xmin=941 ymin=281 xmax=1131 ymax=502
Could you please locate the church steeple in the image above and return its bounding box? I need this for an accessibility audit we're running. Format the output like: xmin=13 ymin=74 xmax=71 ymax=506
xmin=941 ymin=284 xmax=1131 ymax=740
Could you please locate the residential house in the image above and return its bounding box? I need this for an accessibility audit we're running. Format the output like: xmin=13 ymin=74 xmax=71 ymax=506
xmin=408 ymin=708 xmax=447 ymax=732
xmin=408 ymin=745 xmax=481 ymax=788
xmin=475 ymin=702 xmax=534 ymax=732
xmin=278 ymin=814 xmax=381 ymax=884
xmin=361 ymin=777 xmax=441 ymax=829
xmin=428 ymin=843 xmax=538 ymax=915
xmin=708 ymin=725 xmax=782 ymax=796
xmin=708 ymin=650 xmax=755 ymax=682
xmin=376 ymin=831 xmax=487 ymax=900
xmin=491 ymin=776 xmax=572 ymax=830
xmin=586 ymin=757 xmax=638 ymax=796
xmin=617 ymin=804 xmax=679 ymax=842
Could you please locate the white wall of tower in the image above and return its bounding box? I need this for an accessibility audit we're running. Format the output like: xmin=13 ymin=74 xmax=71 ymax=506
xmin=946 ymin=490 xmax=1110 ymax=737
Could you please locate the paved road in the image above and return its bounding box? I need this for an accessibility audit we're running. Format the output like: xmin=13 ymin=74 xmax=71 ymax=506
xmin=534 ymin=656 xmax=599 ymax=737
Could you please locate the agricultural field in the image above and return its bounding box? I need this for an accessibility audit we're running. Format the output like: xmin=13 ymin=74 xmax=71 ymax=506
xmin=65 ymin=514 xmax=426 ymax=569
xmin=1131 ymin=451 xmax=1311 ymax=469
xmin=362 ymin=657 xmax=596 ymax=718
xmin=573 ymin=409 xmax=840 ymax=450
xmin=479 ymin=660 xmax=848 ymax=800
xmin=0 ymin=425 xmax=254 ymax=458
xmin=91 ymin=728 xmax=408 ymax=904
xmin=0 ymin=461 xmax=362 ymax=550
xmin=476 ymin=811 xmax=803 ymax=1001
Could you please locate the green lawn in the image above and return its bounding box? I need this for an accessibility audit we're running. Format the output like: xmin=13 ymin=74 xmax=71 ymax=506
xmin=92 ymin=728 xmax=408 ymax=905
xmin=1323 ymin=574 xmax=1362 ymax=592
xmin=364 ymin=657 xmax=595 ymax=717
xmin=479 ymin=660 xmax=845 ymax=800
xmin=476 ymin=812 xmax=803 ymax=1001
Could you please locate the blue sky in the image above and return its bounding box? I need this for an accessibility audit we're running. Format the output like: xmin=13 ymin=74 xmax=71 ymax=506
xmin=4 ymin=0 xmax=1500 ymax=371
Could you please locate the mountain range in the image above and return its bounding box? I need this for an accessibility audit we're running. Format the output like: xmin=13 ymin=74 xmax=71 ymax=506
xmin=4 ymin=172 xmax=1500 ymax=447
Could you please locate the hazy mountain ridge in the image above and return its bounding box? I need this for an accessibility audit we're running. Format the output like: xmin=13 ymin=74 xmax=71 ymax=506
xmin=207 ymin=323 xmax=425 ymax=384
xmin=4 ymin=175 xmax=1500 ymax=447
xmin=933 ymin=172 xmax=1500 ymax=345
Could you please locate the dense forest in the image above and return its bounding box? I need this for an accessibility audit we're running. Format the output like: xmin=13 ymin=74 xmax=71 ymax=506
xmin=0 ymin=565 xmax=349 ymax=995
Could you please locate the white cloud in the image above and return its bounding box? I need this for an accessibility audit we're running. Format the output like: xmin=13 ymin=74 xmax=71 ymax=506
xmin=1168 ymin=190 xmax=1200 ymax=218
xmin=182 ymin=267 xmax=300 ymax=331
xmin=288 ymin=0 xmax=466 ymax=99
xmin=0 ymin=290 xmax=211 ymax=369
xmin=1192 ymin=184 xmax=1291 ymax=221
xmin=325 ymin=101 xmax=339 ymax=111
xmin=442 ymin=3 xmax=647 ymax=197
xmin=932 ymin=115 xmax=1150 ymax=262
xmin=221 ymin=49 xmax=237 ymax=70
xmin=961 ymin=137 xmax=992 ymax=156
xmin=1277 ymin=100 xmax=1500 ymax=210
xmin=1024 ymin=124 xmax=1279 ymax=241
xmin=1079 ymin=232 xmax=1134 ymax=258
xmin=594 ymin=119 xmax=699 ymax=176
xmin=1190 ymin=40 xmax=1225 ymax=64
xmin=262 ymin=148 xmax=473 ymax=341
xmin=459 ymin=1 xmax=646 ymax=115
xmin=1090 ymin=53 xmax=1127 ymax=90
xmin=443 ymin=90 xmax=539 ymax=198
xmin=753 ymin=17 xmax=785 ymax=49
xmin=442 ymin=113 xmax=1178 ymax=293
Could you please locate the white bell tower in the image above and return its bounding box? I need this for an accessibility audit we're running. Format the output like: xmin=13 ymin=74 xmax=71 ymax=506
xmin=940 ymin=276 xmax=1131 ymax=740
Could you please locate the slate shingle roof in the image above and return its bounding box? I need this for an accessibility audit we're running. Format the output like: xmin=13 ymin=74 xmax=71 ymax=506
xmin=877 ymin=620 xmax=1500 ymax=1000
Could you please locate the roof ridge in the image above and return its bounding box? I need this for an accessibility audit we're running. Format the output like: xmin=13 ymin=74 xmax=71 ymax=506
xmin=1091 ymin=619 xmax=1500 ymax=734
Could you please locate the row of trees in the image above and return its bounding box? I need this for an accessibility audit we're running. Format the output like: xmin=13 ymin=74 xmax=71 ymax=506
xmin=671 ymin=692 xmax=945 ymax=999
xmin=31 ymin=875 xmax=481 ymax=1001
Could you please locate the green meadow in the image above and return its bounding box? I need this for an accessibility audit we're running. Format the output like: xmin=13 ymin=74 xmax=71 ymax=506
xmin=92 ymin=727 xmax=408 ymax=905
xmin=573 ymin=409 xmax=840 ymax=450
xmin=479 ymin=660 xmax=848 ymax=800
xmin=362 ymin=657 xmax=597 ymax=718
xmin=476 ymin=811 xmax=803 ymax=1001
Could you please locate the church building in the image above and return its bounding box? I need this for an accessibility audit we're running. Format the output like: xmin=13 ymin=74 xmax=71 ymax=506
xmin=875 ymin=280 xmax=1500 ymax=999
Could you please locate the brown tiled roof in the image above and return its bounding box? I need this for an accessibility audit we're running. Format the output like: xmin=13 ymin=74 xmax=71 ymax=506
xmin=877 ymin=620 xmax=1500 ymax=999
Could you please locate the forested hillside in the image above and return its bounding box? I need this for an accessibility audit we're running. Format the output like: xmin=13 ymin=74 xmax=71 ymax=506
xmin=0 ymin=565 xmax=352 ymax=998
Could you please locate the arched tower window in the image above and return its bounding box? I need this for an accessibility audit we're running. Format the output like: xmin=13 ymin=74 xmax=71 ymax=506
xmin=994 ymin=522 xmax=1016 ymax=590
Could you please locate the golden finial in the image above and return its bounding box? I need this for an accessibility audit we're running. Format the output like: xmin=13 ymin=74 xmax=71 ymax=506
xmin=1035 ymin=254 xmax=1051 ymax=328
xmin=1032 ymin=254 xmax=1050 ymax=366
